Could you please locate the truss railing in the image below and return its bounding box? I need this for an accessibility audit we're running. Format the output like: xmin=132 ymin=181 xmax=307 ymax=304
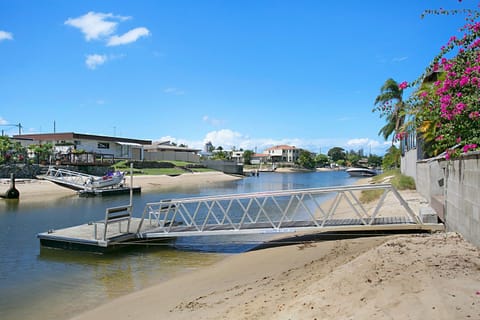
xmin=136 ymin=184 xmax=422 ymax=237
xmin=42 ymin=166 xmax=94 ymax=190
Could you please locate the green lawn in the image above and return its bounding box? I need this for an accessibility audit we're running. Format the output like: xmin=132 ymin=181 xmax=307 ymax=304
xmin=114 ymin=160 xmax=214 ymax=175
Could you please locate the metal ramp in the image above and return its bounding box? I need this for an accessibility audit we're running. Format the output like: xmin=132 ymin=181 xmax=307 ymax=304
xmin=137 ymin=184 xmax=443 ymax=239
xmin=38 ymin=183 xmax=444 ymax=252
xmin=40 ymin=166 xmax=123 ymax=191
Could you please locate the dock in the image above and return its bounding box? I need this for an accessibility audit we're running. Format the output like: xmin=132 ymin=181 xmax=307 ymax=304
xmin=38 ymin=184 xmax=445 ymax=252
xmin=78 ymin=186 xmax=141 ymax=197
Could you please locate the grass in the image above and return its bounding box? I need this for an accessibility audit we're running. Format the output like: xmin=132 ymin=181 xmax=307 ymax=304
xmin=360 ymin=169 xmax=416 ymax=203
xmin=113 ymin=160 xmax=214 ymax=175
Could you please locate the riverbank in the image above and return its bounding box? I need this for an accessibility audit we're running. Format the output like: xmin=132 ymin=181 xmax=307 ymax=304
xmin=0 ymin=171 xmax=242 ymax=205
xmin=72 ymin=231 xmax=480 ymax=320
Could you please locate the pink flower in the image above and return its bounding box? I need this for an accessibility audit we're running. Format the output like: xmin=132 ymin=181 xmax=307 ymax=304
xmin=398 ymin=81 xmax=408 ymax=90
xmin=463 ymin=144 xmax=478 ymax=153
xmin=469 ymin=111 xmax=480 ymax=119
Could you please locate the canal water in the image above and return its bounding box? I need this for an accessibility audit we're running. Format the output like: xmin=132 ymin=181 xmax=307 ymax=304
xmin=0 ymin=171 xmax=359 ymax=320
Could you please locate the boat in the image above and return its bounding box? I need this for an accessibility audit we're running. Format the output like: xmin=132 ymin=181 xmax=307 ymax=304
xmin=346 ymin=167 xmax=377 ymax=177
xmin=85 ymin=171 xmax=125 ymax=189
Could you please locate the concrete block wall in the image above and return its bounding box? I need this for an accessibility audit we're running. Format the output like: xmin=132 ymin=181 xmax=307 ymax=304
xmin=413 ymin=151 xmax=480 ymax=247
xmin=443 ymin=152 xmax=480 ymax=247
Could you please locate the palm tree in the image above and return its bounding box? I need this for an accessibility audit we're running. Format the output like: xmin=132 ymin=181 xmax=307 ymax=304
xmin=373 ymin=78 xmax=406 ymax=144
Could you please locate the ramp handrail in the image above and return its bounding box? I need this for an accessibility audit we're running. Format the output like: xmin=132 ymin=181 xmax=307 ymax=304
xmin=43 ymin=166 xmax=95 ymax=190
xmin=136 ymin=184 xmax=422 ymax=236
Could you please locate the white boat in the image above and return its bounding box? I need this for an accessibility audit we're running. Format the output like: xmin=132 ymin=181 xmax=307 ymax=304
xmin=85 ymin=171 xmax=125 ymax=189
xmin=346 ymin=167 xmax=377 ymax=177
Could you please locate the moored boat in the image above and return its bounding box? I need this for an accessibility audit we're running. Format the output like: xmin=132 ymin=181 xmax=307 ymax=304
xmin=346 ymin=167 xmax=377 ymax=177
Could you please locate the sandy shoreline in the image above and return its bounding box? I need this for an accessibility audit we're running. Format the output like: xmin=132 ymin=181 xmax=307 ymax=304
xmin=71 ymin=232 xmax=480 ymax=320
xmin=0 ymin=171 xmax=242 ymax=206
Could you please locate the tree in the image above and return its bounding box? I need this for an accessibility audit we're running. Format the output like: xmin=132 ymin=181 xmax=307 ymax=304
xmin=382 ymin=145 xmax=401 ymax=170
xmin=242 ymin=150 xmax=254 ymax=165
xmin=28 ymin=143 xmax=53 ymax=164
xmin=315 ymin=154 xmax=330 ymax=167
xmin=346 ymin=152 xmax=361 ymax=167
xmin=367 ymin=154 xmax=383 ymax=168
xmin=373 ymin=78 xmax=407 ymax=144
xmin=327 ymin=147 xmax=346 ymax=162
xmin=297 ymin=150 xmax=316 ymax=169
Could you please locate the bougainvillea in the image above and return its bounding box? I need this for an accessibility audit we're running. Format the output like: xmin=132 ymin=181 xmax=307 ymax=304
xmin=398 ymin=3 xmax=480 ymax=158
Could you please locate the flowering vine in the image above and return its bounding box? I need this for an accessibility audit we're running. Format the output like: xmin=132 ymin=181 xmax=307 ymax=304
xmin=400 ymin=2 xmax=480 ymax=158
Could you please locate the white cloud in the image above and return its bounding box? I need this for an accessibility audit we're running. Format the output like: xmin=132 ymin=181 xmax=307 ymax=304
xmin=0 ymin=30 xmax=13 ymax=42
xmin=107 ymin=27 xmax=150 ymax=46
xmin=155 ymin=130 xmax=390 ymax=155
xmin=85 ymin=54 xmax=108 ymax=69
xmin=65 ymin=12 xmax=129 ymax=41
xmin=392 ymin=56 xmax=408 ymax=62
xmin=164 ymin=87 xmax=186 ymax=95
xmin=0 ymin=117 xmax=8 ymax=125
xmin=203 ymin=115 xmax=224 ymax=126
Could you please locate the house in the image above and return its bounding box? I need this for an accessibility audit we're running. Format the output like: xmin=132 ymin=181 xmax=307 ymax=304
xmin=144 ymin=141 xmax=201 ymax=163
xmin=231 ymin=151 xmax=244 ymax=163
xmin=264 ymin=145 xmax=301 ymax=163
xmin=251 ymin=153 xmax=269 ymax=165
xmin=13 ymin=132 xmax=151 ymax=162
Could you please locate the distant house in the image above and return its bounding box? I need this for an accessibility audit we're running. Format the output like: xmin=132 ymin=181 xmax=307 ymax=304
xmin=231 ymin=151 xmax=244 ymax=163
xmin=251 ymin=153 xmax=269 ymax=165
xmin=264 ymin=145 xmax=301 ymax=163
xmin=144 ymin=141 xmax=201 ymax=163
xmin=13 ymin=132 xmax=151 ymax=162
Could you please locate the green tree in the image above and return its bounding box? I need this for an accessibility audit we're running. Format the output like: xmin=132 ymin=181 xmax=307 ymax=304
xmin=242 ymin=150 xmax=254 ymax=165
xmin=346 ymin=152 xmax=361 ymax=167
xmin=0 ymin=136 xmax=12 ymax=164
xmin=315 ymin=154 xmax=330 ymax=167
xmin=327 ymin=147 xmax=346 ymax=162
xmin=373 ymin=78 xmax=407 ymax=144
xmin=297 ymin=150 xmax=316 ymax=169
xmin=382 ymin=145 xmax=401 ymax=170
xmin=28 ymin=143 xmax=53 ymax=164
xmin=367 ymin=154 xmax=383 ymax=168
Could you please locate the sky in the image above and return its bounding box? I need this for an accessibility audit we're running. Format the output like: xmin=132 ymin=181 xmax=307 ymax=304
xmin=0 ymin=0 xmax=474 ymax=155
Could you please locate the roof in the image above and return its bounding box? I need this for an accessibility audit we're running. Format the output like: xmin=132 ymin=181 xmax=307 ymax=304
xmin=264 ymin=145 xmax=297 ymax=151
xmin=144 ymin=143 xmax=201 ymax=153
xmin=13 ymin=132 xmax=152 ymax=145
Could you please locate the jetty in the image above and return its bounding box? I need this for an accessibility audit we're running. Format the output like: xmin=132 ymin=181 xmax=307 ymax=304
xmin=38 ymin=183 xmax=444 ymax=252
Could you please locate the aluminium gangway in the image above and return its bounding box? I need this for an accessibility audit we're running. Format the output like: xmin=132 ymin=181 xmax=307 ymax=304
xmin=40 ymin=166 xmax=98 ymax=191
xmin=136 ymin=183 xmax=443 ymax=239
xmin=38 ymin=183 xmax=444 ymax=251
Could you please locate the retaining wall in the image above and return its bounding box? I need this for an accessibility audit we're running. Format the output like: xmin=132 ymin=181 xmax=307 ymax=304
xmin=415 ymin=151 xmax=480 ymax=247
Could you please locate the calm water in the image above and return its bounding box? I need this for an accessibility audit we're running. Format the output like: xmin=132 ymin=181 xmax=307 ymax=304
xmin=0 ymin=171 xmax=359 ymax=320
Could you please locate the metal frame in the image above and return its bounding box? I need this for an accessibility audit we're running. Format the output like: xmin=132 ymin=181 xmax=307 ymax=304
xmin=43 ymin=166 xmax=94 ymax=190
xmin=136 ymin=184 xmax=423 ymax=238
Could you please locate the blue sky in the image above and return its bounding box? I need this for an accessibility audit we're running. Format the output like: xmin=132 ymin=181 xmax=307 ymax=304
xmin=0 ymin=0 xmax=472 ymax=155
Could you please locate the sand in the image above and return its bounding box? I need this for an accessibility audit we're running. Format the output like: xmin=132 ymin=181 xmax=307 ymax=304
xmin=71 ymin=232 xmax=480 ymax=320
xmin=0 ymin=171 xmax=242 ymax=206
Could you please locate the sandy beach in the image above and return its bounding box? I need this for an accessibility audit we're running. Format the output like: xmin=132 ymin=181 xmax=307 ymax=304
xmin=3 ymin=172 xmax=479 ymax=319
xmin=71 ymin=231 xmax=480 ymax=320
xmin=0 ymin=171 xmax=242 ymax=206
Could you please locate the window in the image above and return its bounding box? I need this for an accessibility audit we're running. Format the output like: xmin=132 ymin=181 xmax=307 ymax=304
xmin=98 ymin=142 xmax=110 ymax=149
